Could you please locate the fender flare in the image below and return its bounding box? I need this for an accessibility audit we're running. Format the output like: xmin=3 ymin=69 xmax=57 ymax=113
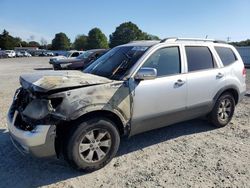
xmin=212 ymin=84 xmax=239 ymax=106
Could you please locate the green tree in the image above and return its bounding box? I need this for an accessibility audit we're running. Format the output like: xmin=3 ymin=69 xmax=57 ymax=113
xmin=40 ymin=38 xmax=48 ymax=49
xmin=109 ymin=22 xmax=147 ymax=47
xmin=20 ymin=41 xmax=29 ymax=47
xmin=73 ymin=34 xmax=88 ymax=50
xmin=230 ymin=39 xmax=250 ymax=46
xmin=51 ymin=32 xmax=71 ymax=50
xmin=13 ymin=37 xmax=22 ymax=47
xmin=0 ymin=30 xmax=20 ymax=49
xmin=142 ymin=32 xmax=160 ymax=40
xmin=87 ymin=28 xmax=108 ymax=49
xmin=28 ymin=41 xmax=40 ymax=47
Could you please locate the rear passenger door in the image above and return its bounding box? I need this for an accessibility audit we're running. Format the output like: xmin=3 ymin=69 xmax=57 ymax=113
xmin=184 ymin=45 xmax=226 ymax=114
xmin=214 ymin=46 xmax=242 ymax=86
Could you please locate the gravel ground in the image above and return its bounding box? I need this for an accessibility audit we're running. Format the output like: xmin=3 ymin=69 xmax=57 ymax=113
xmin=0 ymin=57 xmax=249 ymax=188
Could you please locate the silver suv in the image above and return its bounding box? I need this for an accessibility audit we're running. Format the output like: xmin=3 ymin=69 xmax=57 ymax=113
xmin=7 ymin=38 xmax=246 ymax=171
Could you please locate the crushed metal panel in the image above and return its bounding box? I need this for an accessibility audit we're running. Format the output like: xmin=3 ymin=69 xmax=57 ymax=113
xmin=52 ymin=81 xmax=132 ymax=126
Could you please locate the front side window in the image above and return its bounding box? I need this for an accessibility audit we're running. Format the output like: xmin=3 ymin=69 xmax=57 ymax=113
xmin=84 ymin=46 xmax=149 ymax=80
xmin=77 ymin=51 xmax=93 ymax=59
xmin=185 ymin=46 xmax=214 ymax=72
xmin=71 ymin=52 xmax=79 ymax=57
xmin=215 ymin=47 xmax=237 ymax=66
xmin=142 ymin=47 xmax=181 ymax=77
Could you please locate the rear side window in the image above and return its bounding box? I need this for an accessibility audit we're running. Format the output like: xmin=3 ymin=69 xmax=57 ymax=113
xmin=185 ymin=46 xmax=214 ymax=72
xmin=215 ymin=47 xmax=237 ymax=66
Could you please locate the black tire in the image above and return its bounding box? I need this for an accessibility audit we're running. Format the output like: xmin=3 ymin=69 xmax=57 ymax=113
xmin=209 ymin=92 xmax=235 ymax=127
xmin=65 ymin=117 xmax=120 ymax=171
xmin=52 ymin=64 xmax=59 ymax=70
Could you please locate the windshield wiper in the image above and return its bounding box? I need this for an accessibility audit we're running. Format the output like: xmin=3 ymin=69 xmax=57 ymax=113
xmin=111 ymin=54 xmax=132 ymax=79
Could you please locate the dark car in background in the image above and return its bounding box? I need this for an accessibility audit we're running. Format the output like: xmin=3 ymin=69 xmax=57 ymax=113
xmin=0 ymin=50 xmax=8 ymax=58
xmin=52 ymin=49 xmax=108 ymax=70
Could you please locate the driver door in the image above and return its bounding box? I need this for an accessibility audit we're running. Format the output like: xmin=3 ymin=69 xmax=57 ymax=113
xmin=130 ymin=46 xmax=187 ymax=135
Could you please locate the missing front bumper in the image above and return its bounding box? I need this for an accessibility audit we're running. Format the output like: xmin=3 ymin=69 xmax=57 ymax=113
xmin=7 ymin=110 xmax=57 ymax=158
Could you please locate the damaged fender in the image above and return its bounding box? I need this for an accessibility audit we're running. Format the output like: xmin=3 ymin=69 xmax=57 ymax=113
xmin=50 ymin=81 xmax=132 ymax=128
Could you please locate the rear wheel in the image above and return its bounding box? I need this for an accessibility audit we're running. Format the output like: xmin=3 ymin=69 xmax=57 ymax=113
xmin=209 ymin=92 xmax=235 ymax=127
xmin=65 ymin=117 xmax=120 ymax=171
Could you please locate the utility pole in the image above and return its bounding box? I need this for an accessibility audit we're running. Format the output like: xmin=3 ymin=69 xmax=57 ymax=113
xmin=227 ymin=37 xmax=231 ymax=42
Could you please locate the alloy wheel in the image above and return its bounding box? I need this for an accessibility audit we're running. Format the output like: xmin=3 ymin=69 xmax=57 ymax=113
xmin=78 ymin=129 xmax=112 ymax=163
xmin=218 ymin=98 xmax=232 ymax=121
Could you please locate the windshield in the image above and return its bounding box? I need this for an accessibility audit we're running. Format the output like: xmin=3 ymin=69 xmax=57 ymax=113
xmin=84 ymin=46 xmax=149 ymax=80
xmin=64 ymin=52 xmax=71 ymax=57
xmin=77 ymin=51 xmax=93 ymax=59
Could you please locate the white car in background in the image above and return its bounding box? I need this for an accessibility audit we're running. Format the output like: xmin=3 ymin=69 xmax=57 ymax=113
xmin=5 ymin=50 xmax=16 ymax=58
xmin=49 ymin=50 xmax=84 ymax=64
xmin=23 ymin=51 xmax=32 ymax=57
xmin=16 ymin=51 xmax=32 ymax=57
xmin=46 ymin=52 xmax=54 ymax=56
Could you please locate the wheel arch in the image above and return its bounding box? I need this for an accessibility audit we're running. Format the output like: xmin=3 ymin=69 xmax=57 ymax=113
xmin=213 ymin=85 xmax=239 ymax=105
xmin=55 ymin=109 xmax=128 ymax=158
xmin=73 ymin=110 xmax=127 ymax=136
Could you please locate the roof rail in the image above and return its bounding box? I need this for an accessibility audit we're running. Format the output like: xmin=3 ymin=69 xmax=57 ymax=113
xmin=160 ymin=37 xmax=178 ymax=43
xmin=129 ymin=40 xmax=160 ymax=43
xmin=160 ymin=37 xmax=227 ymax=44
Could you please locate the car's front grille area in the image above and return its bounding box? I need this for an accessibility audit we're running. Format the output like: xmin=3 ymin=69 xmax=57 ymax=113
xmin=16 ymin=88 xmax=33 ymax=111
xmin=14 ymin=113 xmax=35 ymax=131
xmin=11 ymin=88 xmax=36 ymax=131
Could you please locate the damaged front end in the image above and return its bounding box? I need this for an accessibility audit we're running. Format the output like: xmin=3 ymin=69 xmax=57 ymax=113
xmin=9 ymin=87 xmax=64 ymax=131
xmin=7 ymin=70 xmax=132 ymax=158
xmin=7 ymin=87 xmax=62 ymax=157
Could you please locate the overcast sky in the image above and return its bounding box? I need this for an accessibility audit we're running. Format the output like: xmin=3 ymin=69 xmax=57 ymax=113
xmin=0 ymin=0 xmax=249 ymax=43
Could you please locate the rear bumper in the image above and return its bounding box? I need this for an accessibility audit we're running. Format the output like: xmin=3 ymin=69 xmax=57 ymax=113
xmin=7 ymin=110 xmax=57 ymax=158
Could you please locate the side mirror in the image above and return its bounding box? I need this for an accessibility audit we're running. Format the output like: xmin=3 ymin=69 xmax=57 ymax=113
xmin=134 ymin=67 xmax=157 ymax=80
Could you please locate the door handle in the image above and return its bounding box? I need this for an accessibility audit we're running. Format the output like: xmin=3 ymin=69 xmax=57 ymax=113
xmin=216 ymin=72 xmax=224 ymax=79
xmin=174 ymin=79 xmax=185 ymax=87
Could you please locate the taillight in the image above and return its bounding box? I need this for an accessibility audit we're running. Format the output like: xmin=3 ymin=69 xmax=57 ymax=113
xmin=243 ymin=67 xmax=246 ymax=77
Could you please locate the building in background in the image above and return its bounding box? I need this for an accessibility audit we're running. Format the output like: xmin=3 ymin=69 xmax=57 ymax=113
xmin=236 ymin=47 xmax=250 ymax=67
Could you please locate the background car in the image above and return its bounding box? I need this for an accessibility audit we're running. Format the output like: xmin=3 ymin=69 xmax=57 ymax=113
xmin=46 ymin=51 xmax=54 ymax=56
xmin=16 ymin=51 xmax=32 ymax=57
xmin=16 ymin=51 xmax=24 ymax=57
xmin=38 ymin=51 xmax=54 ymax=57
xmin=49 ymin=50 xmax=84 ymax=64
xmin=0 ymin=50 xmax=8 ymax=58
xmin=5 ymin=50 xmax=16 ymax=58
xmin=52 ymin=49 xmax=108 ymax=70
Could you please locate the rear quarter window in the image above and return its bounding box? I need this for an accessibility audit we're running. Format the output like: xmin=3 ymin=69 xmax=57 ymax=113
xmin=215 ymin=47 xmax=237 ymax=66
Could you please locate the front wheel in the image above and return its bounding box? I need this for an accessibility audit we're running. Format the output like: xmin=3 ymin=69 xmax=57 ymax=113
xmin=209 ymin=92 xmax=235 ymax=127
xmin=65 ymin=117 xmax=120 ymax=171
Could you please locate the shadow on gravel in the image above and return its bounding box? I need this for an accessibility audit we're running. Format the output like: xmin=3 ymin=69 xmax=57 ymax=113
xmin=0 ymin=119 xmax=215 ymax=187
xmin=118 ymin=119 xmax=214 ymax=156
xmin=34 ymin=68 xmax=53 ymax=70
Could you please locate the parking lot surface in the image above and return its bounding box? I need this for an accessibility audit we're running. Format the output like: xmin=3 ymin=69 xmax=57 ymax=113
xmin=0 ymin=57 xmax=249 ymax=188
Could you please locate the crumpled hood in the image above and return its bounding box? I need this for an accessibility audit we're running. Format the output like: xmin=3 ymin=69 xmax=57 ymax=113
xmin=20 ymin=70 xmax=112 ymax=93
